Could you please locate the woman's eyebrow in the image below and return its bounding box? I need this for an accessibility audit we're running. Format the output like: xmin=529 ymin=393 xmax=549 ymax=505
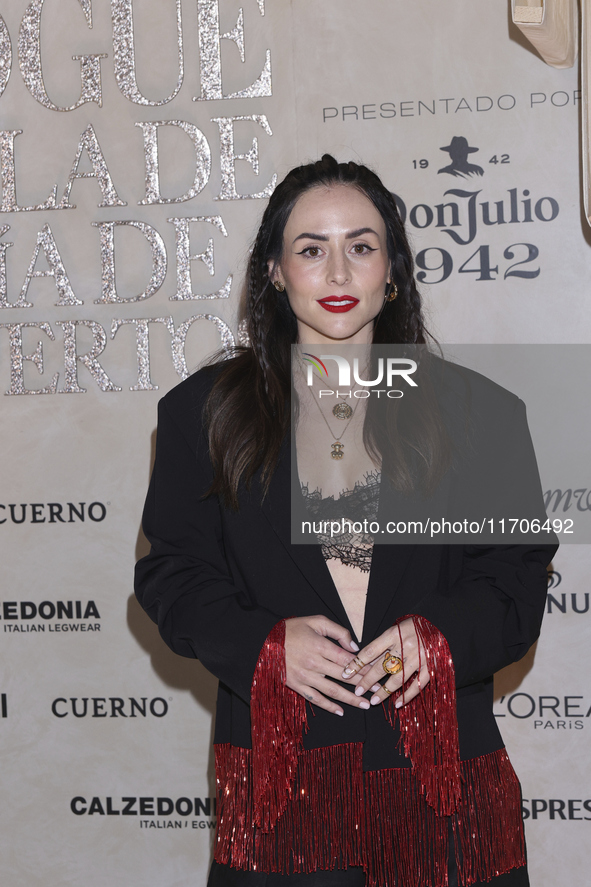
xmin=292 ymin=227 xmax=379 ymax=245
xmin=347 ymin=227 xmax=379 ymax=238
xmin=292 ymin=232 xmax=329 ymax=244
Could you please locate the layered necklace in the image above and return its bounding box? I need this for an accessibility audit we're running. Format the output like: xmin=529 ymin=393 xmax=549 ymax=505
xmin=309 ymin=391 xmax=360 ymax=459
xmin=301 ymin=364 xmax=361 ymax=460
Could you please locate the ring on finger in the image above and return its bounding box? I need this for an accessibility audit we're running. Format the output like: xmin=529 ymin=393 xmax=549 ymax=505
xmin=382 ymin=651 xmax=403 ymax=676
xmin=383 ymin=685 xmax=393 ymax=696
xmin=352 ymin=656 xmax=366 ymax=670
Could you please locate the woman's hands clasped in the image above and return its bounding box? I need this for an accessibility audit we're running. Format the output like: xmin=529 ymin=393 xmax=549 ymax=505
xmin=285 ymin=616 xmax=379 ymax=716
xmin=341 ymin=617 xmax=430 ymax=708
xmin=285 ymin=615 xmax=431 ymax=716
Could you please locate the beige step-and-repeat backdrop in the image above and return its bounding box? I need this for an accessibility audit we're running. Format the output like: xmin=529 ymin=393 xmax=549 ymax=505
xmin=1 ymin=2 xmax=588 ymax=884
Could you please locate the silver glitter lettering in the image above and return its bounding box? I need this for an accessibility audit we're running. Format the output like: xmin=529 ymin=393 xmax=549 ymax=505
xmin=226 ymin=8 xmax=245 ymax=62
xmin=0 ymin=131 xmax=59 ymax=212
xmin=212 ymin=115 xmax=276 ymax=200
xmin=171 ymin=313 xmax=234 ymax=378
xmin=112 ymin=0 xmax=184 ymax=106
xmin=137 ymin=121 xmax=211 ymax=205
xmin=236 ymin=318 xmax=250 ymax=346
xmin=168 ymin=216 xmax=232 ymax=300
xmin=257 ymin=0 xmax=265 ymax=15
xmin=0 ymin=15 xmax=12 ymax=98
xmin=19 ymin=0 xmax=106 ymax=111
xmin=0 ymin=224 xmax=15 ymax=308
xmin=58 ymin=124 xmax=127 ymax=209
xmin=0 ymin=321 xmax=58 ymax=395
xmin=56 ymin=320 xmax=121 ymax=393
xmin=111 ymin=316 xmax=174 ymax=390
xmin=93 ymin=220 xmax=167 ymax=304
xmin=195 ymin=0 xmax=271 ymax=101
xmin=20 ymin=224 xmax=82 ymax=308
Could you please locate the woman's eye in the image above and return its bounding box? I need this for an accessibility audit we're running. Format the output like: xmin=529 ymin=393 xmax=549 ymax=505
xmin=302 ymin=246 xmax=321 ymax=257
xmin=352 ymin=243 xmax=373 ymax=254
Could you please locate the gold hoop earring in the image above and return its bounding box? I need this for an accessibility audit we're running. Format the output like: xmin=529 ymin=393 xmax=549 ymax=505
xmin=386 ymin=281 xmax=398 ymax=302
xmin=273 ymin=281 xmax=285 ymax=293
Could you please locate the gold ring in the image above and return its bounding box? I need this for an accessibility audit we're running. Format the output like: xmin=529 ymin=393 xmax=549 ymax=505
xmin=352 ymin=656 xmax=366 ymax=670
xmin=382 ymin=652 xmax=403 ymax=676
xmin=383 ymin=685 xmax=393 ymax=696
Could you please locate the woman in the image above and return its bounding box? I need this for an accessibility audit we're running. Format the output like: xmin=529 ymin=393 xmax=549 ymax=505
xmin=135 ymin=155 xmax=556 ymax=886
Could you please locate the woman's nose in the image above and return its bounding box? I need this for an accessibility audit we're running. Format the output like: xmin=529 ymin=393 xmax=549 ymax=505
xmin=327 ymin=251 xmax=350 ymax=286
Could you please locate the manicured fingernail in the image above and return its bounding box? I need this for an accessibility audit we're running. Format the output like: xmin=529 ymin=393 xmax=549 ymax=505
xmin=350 ymin=640 xmax=359 ymax=651
xmin=395 ymin=699 xmax=403 ymax=709
xmin=355 ymin=685 xmax=365 ymax=696
xmin=358 ymin=700 xmax=370 ymax=710
xmin=370 ymin=684 xmax=380 ymax=693
xmin=370 ymin=695 xmax=381 ymax=706
xmin=335 ymin=709 xmax=344 ymax=716
xmin=342 ymin=668 xmax=353 ymax=677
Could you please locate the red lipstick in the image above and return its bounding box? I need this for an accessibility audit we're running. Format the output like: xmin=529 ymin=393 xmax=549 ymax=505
xmin=317 ymin=296 xmax=359 ymax=313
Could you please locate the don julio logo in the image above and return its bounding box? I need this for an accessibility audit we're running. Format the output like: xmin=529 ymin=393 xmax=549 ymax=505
xmin=1 ymin=599 xmax=100 ymax=632
xmin=52 ymin=697 xmax=168 ymax=718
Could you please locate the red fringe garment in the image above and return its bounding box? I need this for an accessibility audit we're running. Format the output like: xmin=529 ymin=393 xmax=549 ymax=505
xmin=214 ymin=618 xmax=526 ymax=887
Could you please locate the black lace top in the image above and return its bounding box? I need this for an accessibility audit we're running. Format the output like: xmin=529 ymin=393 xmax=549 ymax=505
xmin=300 ymin=470 xmax=380 ymax=572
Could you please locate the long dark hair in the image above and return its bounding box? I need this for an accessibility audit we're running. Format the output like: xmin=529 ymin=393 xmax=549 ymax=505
xmin=205 ymin=154 xmax=445 ymax=508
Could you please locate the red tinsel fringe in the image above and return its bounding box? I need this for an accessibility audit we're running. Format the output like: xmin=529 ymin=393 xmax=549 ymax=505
xmin=250 ymin=618 xmax=308 ymax=830
xmin=243 ymin=616 xmax=524 ymax=884
xmin=453 ymin=751 xmax=526 ymax=886
xmin=386 ymin=614 xmax=462 ymax=816
xmin=214 ymin=744 xmax=526 ymax=887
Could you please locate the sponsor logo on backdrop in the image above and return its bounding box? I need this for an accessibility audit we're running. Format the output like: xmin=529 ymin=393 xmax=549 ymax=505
xmin=438 ymin=136 xmax=484 ymax=179
xmin=547 ymin=591 xmax=589 ymax=615
xmin=52 ymin=697 xmax=169 ymax=718
xmin=546 ymin=570 xmax=589 ymax=614
xmin=70 ymin=795 xmax=216 ymax=829
xmin=522 ymin=798 xmax=591 ymax=820
xmin=1 ymin=599 xmax=100 ymax=633
xmin=0 ymin=501 xmax=107 ymax=524
xmin=320 ymin=120 xmax=561 ymax=286
xmin=545 ymin=488 xmax=591 ymax=513
xmin=391 ymin=178 xmax=558 ymax=287
xmin=494 ymin=693 xmax=590 ymax=730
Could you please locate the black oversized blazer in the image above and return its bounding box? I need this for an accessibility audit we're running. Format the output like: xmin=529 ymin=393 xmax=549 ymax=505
xmin=135 ymin=361 xmax=557 ymax=770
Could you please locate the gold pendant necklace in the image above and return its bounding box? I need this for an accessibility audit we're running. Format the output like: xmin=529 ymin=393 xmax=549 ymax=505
xmin=332 ymin=402 xmax=353 ymax=420
xmin=306 ymin=386 xmax=359 ymax=459
xmin=331 ymin=442 xmax=345 ymax=460
xmin=298 ymin=356 xmax=361 ymax=458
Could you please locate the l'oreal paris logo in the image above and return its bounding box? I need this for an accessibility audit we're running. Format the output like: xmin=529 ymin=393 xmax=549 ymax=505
xmin=303 ymin=353 xmax=418 ymax=397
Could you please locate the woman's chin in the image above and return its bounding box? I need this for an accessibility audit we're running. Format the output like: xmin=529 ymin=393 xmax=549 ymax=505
xmin=297 ymin=318 xmax=376 ymax=345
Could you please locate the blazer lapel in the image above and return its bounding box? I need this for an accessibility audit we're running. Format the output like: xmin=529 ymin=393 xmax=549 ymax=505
xmin=358 ymin=472 xmax=413 ymax=643
xmin=362 ymin=544 xmax=415 ymax=645
xmin=362 ymin=467 xmax=453 ymax=643
xmin=260 ymin=437 xmax=354 ymax=630
xmin=260 ymin=440 xmax=449 ymax=645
